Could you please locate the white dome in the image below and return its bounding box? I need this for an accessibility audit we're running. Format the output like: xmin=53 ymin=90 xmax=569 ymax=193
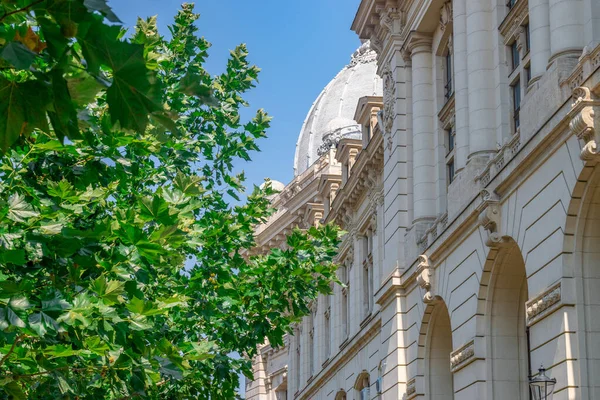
xmin=293 ymin=41 xmax=382 ymax=176
xmin=261 ymin=180 xmax=286 ymax=192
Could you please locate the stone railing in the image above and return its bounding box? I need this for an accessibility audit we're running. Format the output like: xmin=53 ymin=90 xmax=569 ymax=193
xmin=563 ymin=43 xmax=600 ymax=93
xmin=416 ymin=212 xmax=450 ymax=254
xmin=476 ymin=133 xmax=521 ymax=187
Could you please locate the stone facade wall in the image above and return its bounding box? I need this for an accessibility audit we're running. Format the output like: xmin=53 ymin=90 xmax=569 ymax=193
xmin=246 ymin=0 xmax=600 ymax=398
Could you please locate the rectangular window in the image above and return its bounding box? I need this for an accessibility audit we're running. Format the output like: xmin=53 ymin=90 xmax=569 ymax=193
xmin=445 ymin=51 xmax=453 ymax=99
xmin=525 ymin=66 xmax=531 ymax=84
xmin=308 ymin=312 xmax=314 ymax=377
xmin=324 ymin=300 xmax=331 ymax=360
xmin=340 ymin=263 xmax=349 ymax=341
xmin=512 ymin=79 xmax=521 ymax=131
xmin=525 ymin=24 xmax=530 ymax=54
xmin=361 ymin=234 xmax=373 ymax=318
xmin=511 ymin=41 xmax=520 ymax=70
xmin=447 ymin=158 xmax=455 ymax=184
xmin=447 ymin=127 xmax=455 ymax=154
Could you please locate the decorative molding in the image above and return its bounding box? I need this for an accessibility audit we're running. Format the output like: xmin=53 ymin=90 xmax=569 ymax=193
xmin=568 ymin=86 xmax=600 ymax=161
xmin=499 ymin=0 xmax=528 ymax=45
xmin=406 ymin=32 xmax=433 ymax=56
xmin=526 ymin=282 xmax=562 ymax=326
xmin=450 ymin=340 xmax=475 ymax=372
xmin=416 ymin=255 xmax=437 ymax=303
xmin=348 ymin=40 xmax=377 ymax=67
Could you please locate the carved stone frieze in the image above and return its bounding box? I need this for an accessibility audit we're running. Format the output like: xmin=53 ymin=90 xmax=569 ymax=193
xmin=499 ymin=0 xmax=528 ymax=45
xmin=568 ymin=86 xmax=600 ymax=161
xmin=450 ymin=340 xmax=475 ymax=372
xmin=525 ymin=282 xmax=562 ymax=326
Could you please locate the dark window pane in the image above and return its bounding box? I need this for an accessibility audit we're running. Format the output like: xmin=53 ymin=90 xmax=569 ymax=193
xmin=512 ymin=79 xmax=521 ymax=131
xmin=448 ymin=160 xmax=455 ymax=184
xmin=447 ymin=127 xmax=455 ymax=153
xmin=445 ymin=51 xmax=453 ymax=99
xmin=511 ymin=42 xmax=520 ymax=70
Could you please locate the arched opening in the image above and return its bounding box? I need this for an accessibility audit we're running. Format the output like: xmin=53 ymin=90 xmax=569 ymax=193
xmin=425 ymin=302 xmax=454 ymax=400
xmin=572 ymin=164 xmax=600 ymax=398
xmin=487 ymin=243 xmax=530 ymax=399
xmin=334 ymin=390 xmax=347 ymax=400
xmin=354 ymin=371 xmax=371 ymax=400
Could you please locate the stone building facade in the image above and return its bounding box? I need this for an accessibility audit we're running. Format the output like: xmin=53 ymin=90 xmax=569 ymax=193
xmin=246 ymin=0 xmax=600 ymax=398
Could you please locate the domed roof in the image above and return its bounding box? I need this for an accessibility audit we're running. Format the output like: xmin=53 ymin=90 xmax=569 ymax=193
xmin=293 ymin=41 xmax=382 ymax=176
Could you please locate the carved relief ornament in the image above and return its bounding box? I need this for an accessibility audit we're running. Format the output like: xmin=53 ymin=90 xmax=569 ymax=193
xmin=450 ymin=340 xmax=475 ymax=372
xmin=416 ymin=255 xmax=438 ymax=303
xmin=568 ymin=86 xmax=600 ymax=161
xmin=382 ymin=64 xmax=395 ymax=135
xmin=439 ymin=1 xmax=453 ymax=32
xmin=478 ymin=189 xmax=509 ymax=247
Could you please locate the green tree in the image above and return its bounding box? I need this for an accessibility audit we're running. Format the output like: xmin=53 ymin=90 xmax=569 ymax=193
xmin=0 ymin=2 xmax=340 ymax=398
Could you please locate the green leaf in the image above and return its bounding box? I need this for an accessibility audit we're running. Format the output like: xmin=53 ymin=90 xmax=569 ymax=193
xmin=3 ymin=381 xmax=26 ymax=400
xmin=47 ymin=70 xmax=82 ymax=142
xmin=105 ymin=41 xmax=163 ymax=132
xmin=7 ymin=193 xmax=39 ymax=223
xmin=0 ymin=42 xmax=36 ymax=70
xmin=0 ymin=249 xmax=25 ymax=265
xmin=0 ymin=79 xmax=51 ymax=151
xmin=85 ymin=336 xmax=110 ymax=355
xmin=92 ymin=277 xmax=125 ymax=304
xmin=83 ymin=0 xmax=122 ymax=23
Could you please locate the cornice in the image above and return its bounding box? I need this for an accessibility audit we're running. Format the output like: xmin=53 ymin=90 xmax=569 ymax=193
xmin=326 ymin=131 xmax=385 ymax=227
xmin=498 ymin=0 xmax=528 ymax=45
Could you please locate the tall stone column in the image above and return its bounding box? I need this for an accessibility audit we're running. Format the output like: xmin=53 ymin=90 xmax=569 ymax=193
xmin=466 ymin=0 xmax=496 ymax=159
xmin=452 ymin=0 xmax=469 ymax=171
xmin=548 ymin=0 xmax=584 ymax=61
xmin=583 ymin=0 xmax=600 ymax=47
xmin=403 ymin=52 xmax=414 ymax=226
xmin=408 ymin=33 xmax=437 ymax=223
xmin=528 ymin=0 xmax=551 ymax=83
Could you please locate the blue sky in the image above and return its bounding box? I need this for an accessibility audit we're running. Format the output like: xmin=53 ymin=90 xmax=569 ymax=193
xmin=111 ymin=0 xmax=363 ymax=190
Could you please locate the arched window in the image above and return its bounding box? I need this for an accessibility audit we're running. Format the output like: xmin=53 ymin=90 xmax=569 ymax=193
xmin=426 ymin=303 xmax=454 ymax=400
xmin=334 ymin=390 xmax=347 ymax=400
xmin=487 ymin=243 xmax=530 ymax=399
xmin=354 ymin=371 xmax=371 ymax=400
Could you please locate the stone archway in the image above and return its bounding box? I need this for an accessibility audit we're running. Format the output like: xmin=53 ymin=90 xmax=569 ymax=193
xmin=483 ymin=241 xmax=530 ymax=400
xmin=567 ymin=162 xmax=600 ymax=398
xmin=425 ymin=302 xmax=454 ymax=400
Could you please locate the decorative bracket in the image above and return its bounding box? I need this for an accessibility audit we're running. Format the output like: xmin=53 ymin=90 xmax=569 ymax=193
xmin=416 ymin=255 xmax=437 ymax=303
xmin=568 ymin=86 xmax=600 ymax=161
xmin=478 ymin=189 xmax=509 ymax=247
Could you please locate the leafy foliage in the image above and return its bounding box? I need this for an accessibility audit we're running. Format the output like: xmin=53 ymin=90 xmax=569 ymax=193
xmin=0 ymin=2 xmax=340 ymax=398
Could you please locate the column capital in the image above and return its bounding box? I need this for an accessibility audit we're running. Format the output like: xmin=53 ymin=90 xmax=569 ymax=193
xmin=406 ymin=32 xmax=433 ymax=56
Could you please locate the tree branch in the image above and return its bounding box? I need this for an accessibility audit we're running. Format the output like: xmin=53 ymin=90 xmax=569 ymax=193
xmin=0 ymin=334 xmax=23 ymax=369
xmin=0 ymin=0 xmax=45 ymax=23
